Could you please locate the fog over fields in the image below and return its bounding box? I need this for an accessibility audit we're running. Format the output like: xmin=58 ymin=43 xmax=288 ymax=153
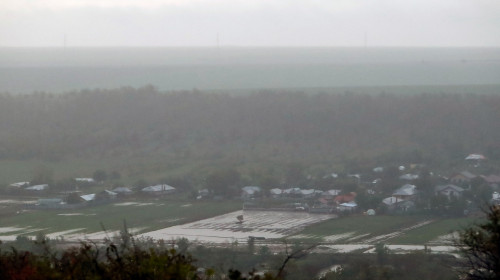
xmin=1 ymin=47 xmax=499 ymax=93
xmin=1 ymin=1 xmax=500 ymax=279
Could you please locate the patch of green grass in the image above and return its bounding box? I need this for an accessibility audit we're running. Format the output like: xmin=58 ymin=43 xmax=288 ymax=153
xmin=0 ymin=156 xmax=196 ymax=186
xmin=294 ymin=214 xmax=483 ymax=245
xmin=299 ymin=215 xmax=428 ymax=239
xmin=389 ymin=216 xmax=479 ymax=244
xmin=0 ymin=199 xmax=241 ymax=235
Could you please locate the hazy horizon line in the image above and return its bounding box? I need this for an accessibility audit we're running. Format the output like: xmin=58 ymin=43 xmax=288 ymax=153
xmin=2 ymin=45 xmax=500 ymax=49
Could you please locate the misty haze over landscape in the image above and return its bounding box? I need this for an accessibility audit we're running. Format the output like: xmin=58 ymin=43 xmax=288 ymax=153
xmin=1 ymin=47 xmax=500 ymax=93
xmin=0 ymin=1 xmax=500 ymax=279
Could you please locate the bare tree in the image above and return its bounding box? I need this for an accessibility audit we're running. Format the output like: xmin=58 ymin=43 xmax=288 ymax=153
xmin=276 ymin=241 xmax=316 ymax=279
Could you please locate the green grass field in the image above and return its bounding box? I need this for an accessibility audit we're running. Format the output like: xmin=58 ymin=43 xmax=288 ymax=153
xmin=299 ymin=215 xmax=426 ymax=236
xmin=292 ymin=214 xmax=479 ymax=244
xmin=0 ymin=157 xmax=220 ymax=197
xmin=389 ymin=216 xmax=478 ymax=244
xmin=0 ymin=158 xmax=114 ymax=185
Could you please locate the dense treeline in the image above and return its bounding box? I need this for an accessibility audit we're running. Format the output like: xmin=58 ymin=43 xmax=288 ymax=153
xmin=0 ymin=232 xmax=274 ymax=280
xmin=0 ymin=234 xmax=460 ymax=280
xmin=0 ymin=87 xmax=499 ymax=164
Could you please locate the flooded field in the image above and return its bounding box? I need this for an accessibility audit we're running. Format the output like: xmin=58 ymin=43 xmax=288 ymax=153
xmin=316 ymin=244 xmax=457 ymax=254
xmin=0 ymin=198 xmax=468 ymax=258
xmin=138 ymin=210 xmax=337 ymax=244
xmin=0 ymin=210 xmax=336 ymax=243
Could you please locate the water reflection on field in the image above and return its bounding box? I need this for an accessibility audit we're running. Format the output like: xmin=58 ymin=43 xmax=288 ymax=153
xmin=139 ymin=210 xmax=337 ymax=244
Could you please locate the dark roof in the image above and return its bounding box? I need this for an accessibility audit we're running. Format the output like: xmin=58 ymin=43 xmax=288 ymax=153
xmin=482 ymin=175 xmax=500 ymax=184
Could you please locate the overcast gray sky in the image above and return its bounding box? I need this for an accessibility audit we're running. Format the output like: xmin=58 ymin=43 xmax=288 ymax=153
xmin=1 ymin=0 xmax=499 ymax=47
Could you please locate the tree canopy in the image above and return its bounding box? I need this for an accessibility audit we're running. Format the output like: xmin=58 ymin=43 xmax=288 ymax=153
xmin=0 ymin=88 xmax=499 ymax=165
xmin=457 ymin=205 xmax=500 ymax=280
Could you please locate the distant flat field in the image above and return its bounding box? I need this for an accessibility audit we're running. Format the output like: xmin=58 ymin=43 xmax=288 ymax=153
xmin=0 ymin=200 xmax=241 ymax=241
xmin=290 ymin=215 xmax=478 ymax=245
xmin=0 ymin=159 xmax=110 ymax=185
xmin=0 ymin=201 xmax=479 ymax=247
xmin=139 ymin=210 xmax=337 ymax=243
xmin=0 ymin=156 xmax=204 ymax=186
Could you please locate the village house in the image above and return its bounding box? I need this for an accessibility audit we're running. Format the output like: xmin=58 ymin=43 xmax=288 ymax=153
xmin=382 ymin=196 xmax=400 ymax=207
xmin=25 ymin=184 xmax=49 ymax=191
xmin=197 ymin=189 xmax=210 ymax=199
xmin=435 ymin=184 xmax=465 ymax=199
xmin=321 ymin=189 xmax=342 ymax=199
xmin=112 ymin=187 xmax=133 ymax=195
xmin=337 ymin=201 xmax=357 ymax=212
xmin=95 ymin=190 xmax=117 ymax=201
xmin=465 ymin=153 xmax=486 ymax=167
xmin=9 ymin=181 xmax=30 ymax=188
xmin=75 ymin=178 xmax=95 ymax=183
xmin=382 ymin=196 xmax=415 ymax=212
xmin=465 ymin=153 xmax=486 ymax=160
xmin=80 ymin=193 xmax=96 ymax=202
xmin=282 ymin=187 xmax=302 ymax=197
xmin=241 ymin=186 xmax=262 ymax=200
xmin=450 ymin=171 xmax=476 ymax=185
xmin=269 ymin=188 xmax=283 ymax=198
xmin=299 ymin=189 xmax=322 ymax=199
xmin=268 ymin=187 xmax=323 ymax=199
xmin=333 ymin=192 xmax=357 ymax=204
xmin=79 ymin=189 xmax=117 ymax=204
xmin=392 ymin=184 xmax=417 ymax=200
xmin=481 ymin=174 xmax=500 ymax=189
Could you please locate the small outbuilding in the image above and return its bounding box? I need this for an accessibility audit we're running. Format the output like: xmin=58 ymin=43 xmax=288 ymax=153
xmin=10 ymin=182 xmax=30 ymax=188
xmin=142 ymin=184 xmax=176 ymax=194
xmin=26 ymin=184 xmax=49 ymax=191
xmin=338 ymin=202 xmax=357 ymax=212
xmin=80 ymin=193 xmax=96 ymax=202
xmin=112 ymin=187 xmax=133 ymax=195
xmin=75 ymin=178 xmax=95 ymax=183
xmin=465 ymin=153 xmax=486 ymax=160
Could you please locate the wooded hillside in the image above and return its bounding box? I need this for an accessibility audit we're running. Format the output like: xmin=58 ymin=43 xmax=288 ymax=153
xmin=0 ymin=87 xmax=499 ymax=165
